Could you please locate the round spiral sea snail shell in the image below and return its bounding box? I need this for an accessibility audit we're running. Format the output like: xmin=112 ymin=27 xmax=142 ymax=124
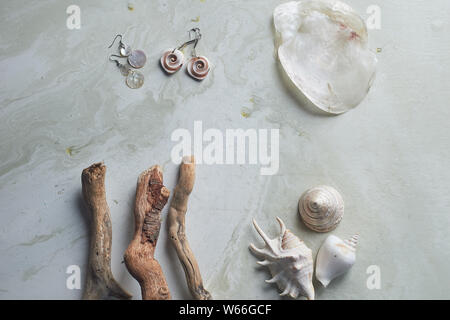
xmin=160 ymin=49 xmax=185 ymax=74
xmin=298 ymin=185 xmax=344 ymax=233
xmin=187 ymin=56 xmax=210 ymax=80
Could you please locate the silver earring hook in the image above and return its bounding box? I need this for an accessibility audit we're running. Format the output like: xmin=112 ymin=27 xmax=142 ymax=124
xmin=109 ymin=54 xmax=124 ymax=66
xmin=109 ymin=54 xmax=132 ymax=76
xmin=108 ymin=34 xmax=124 ymax=49
xmin=189 ymin=28 xmax=202 ymax=57
xmin=190 ymin=28 xmax=202 ymax=41
xmin=109 ymin=54 xmax=129 ymax=72
xmin=175 ymin=39 xmax=195 ymax=52
xmin=173 ymin=28 xmax=202 ymax=53
xmin=109 ymin=34 xmax=132 ymax=57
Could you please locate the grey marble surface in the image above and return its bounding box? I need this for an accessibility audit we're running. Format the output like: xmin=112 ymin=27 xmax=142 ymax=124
xmin=0 ymin=0 xmax=449 ymax=299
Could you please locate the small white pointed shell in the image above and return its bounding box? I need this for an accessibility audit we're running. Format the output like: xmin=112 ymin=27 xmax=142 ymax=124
xmin=187 ymin=56 xmax=210 ymax=80
xmin=249 ymin=217 xmax=315 ymax=300
xmin=315 ymin=234 xmax=358 ymax=287
xmin=273 ymin=0 xmax=377 ymax=114
xmin=298 ymin=185 xmax=344 ymax=232
xmin=160 ymin=49 xmax=185 ymax=74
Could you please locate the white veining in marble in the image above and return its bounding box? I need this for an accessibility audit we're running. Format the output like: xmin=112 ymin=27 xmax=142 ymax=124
xmin=0 ymin=0 xmax=449 ymax=299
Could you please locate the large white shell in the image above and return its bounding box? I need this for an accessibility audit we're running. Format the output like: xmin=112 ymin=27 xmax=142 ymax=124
xmin=249 ymin=217 xmax=315 ymax=300
xmin=315 ymin=234 xmax=358 ymax=287
xmin=273 ymin=0 xmax=377 ymax=114
xmin=298 ymin=185 xmax=344 ymax=232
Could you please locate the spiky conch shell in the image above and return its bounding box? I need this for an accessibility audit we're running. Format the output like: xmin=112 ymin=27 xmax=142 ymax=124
xmin=315 ymin=234 xmax=359 ymax=287
xmin=160 ymin=49 xmax=185 ymax=74
xmin=298 ymin=185 xmax=344 ymax=232
xmin=249 ymin=217 xmax=315 ymax=300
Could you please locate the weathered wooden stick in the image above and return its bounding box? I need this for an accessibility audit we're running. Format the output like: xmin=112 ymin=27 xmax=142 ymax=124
xmin=168 ymin=156 xmax=212 ymax=300
xmin=124 ymin=165 xmax=171 ymax=300
xmin=81 ymin=162 xmax=132 ymax=300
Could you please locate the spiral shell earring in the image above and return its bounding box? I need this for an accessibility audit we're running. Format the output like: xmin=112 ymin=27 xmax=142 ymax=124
xmin=108 ymin=34 xmax=147 ymax=69
xmin=160 ymin=48 xmax=185 ymax=74
xmin=186 ymin=28 xmax=210 ymax=81
xmin=160 ymin=30 xmax=198 ymax=74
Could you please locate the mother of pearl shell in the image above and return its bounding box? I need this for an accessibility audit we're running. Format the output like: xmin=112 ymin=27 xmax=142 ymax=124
xmin=126 ymin=71 xmax=144 ymax=89
xmin=128 ymin=49 xmax=147 ymax=69
xmin=120 ymin=45 xmax=132 ymax=57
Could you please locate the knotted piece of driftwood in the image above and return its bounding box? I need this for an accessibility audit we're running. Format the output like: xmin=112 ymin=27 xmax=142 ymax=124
xmin=168 ymin=156 xmax=212 ymax=300
xmin=81 ymin=162 xmax=132 ymax=300
xmin=124 ymin=165 xmax=171 ymax=300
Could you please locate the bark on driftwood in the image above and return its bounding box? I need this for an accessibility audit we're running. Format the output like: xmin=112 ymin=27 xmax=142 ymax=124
xmin=81 ymin=162 xmax=132 ymax=300
xmin=168 ymin=156 xmax=212 ymax=300
xmin=124 ymin=165 xmax=171 ymax=300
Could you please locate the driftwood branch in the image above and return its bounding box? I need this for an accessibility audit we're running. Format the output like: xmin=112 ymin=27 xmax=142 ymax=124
xmin=124 ymin=165 xmax=171 ymax=300
xmin=81 ymin=162 xmax=132 ymax=300
xmin=168 ymin=156 xmax=212 ymax=300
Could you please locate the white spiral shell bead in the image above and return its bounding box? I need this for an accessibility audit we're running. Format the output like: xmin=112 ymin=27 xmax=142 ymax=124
xmin=160 ymin=49 xmax=185 ymax=74
xmin=187 ymin=56 xmax=210 ymax=80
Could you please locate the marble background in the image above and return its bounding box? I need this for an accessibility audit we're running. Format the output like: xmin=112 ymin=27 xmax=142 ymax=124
xmin=0 ymin=0 xmax=449 ymax=299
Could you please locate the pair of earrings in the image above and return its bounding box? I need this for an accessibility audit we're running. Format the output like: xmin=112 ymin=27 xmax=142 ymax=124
xmin=108 ymin=34 xmax=147 ymax=89
xmin=160 ymin=28 xmax=210 ymax=81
